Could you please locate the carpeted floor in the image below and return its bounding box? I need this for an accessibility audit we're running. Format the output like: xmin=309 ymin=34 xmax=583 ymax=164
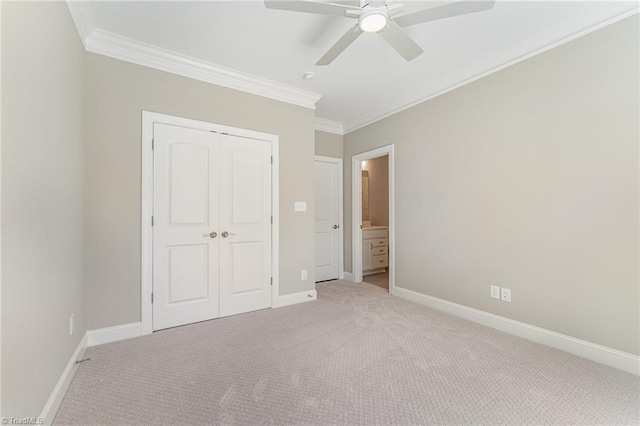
xmin=55 ymin=281 xmax=639 ymax=425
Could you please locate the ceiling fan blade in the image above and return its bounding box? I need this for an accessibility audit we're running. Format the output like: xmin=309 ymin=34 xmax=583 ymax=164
xmin=379 ymin=21 xmax=423 ymax=61
xmin=394 ymin=0 xmax=496 ymax=28
xmin=264 ymin=0 xmax=357 ymax=17
xmin=316 ymin=25 xmax=362 ymax=66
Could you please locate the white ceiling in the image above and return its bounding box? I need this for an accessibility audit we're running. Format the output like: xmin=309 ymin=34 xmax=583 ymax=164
xmin=75 ymin=1 xmax=638 ymax=133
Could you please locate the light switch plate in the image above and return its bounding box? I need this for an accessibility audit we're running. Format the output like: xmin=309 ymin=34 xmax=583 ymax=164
xmin=294 ymin=201 xmax=307 ymax=212
xmin=490 ymin=285 xmax=500 ymax=299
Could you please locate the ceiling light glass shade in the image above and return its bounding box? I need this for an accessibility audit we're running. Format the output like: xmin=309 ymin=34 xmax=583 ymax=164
xmin=359 ymin=11 xmax=388 ymax=32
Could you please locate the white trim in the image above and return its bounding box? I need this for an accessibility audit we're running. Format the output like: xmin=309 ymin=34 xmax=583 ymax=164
xmin=394 ymin=287 xmax=640 ymax=375
xmin=352 ymin=157 xmax=362 ymax=282
xmin=84 ymin=29 xmax=322 ymax=110
xmin=388 ymin=148 xmax=395 ymax=295
xmin=352 ymin=146 xmax=395 ymax=295
xmin=65 ymin=0 xmax=322 ymax=109
xmin=141 ymin=112 xmax=154 ymax=336
xmin=65 ymin=0 xmax=324 ymax=110
xmin=65 ymin=0 xmax=94 ymax=49
xmin=315 ymin=118 xmax=344 ymax=135
xmin=65 ymin=3 xmax=323 ymax=108
xmin=315 ymin=156 xmax=344 ymax=281
xmin=141 ymin=111 xmax=280 ymax=335
xmin=273 ymin=290 xmax=318 ymax=308
xmin=315 ymin=155 xmax=342 ymax=162
xmin=0 ymin=1 xmax=3 ymax=419
xmin=343 ymin=7 xmax=640 ymax=134
xmin=342 ymin=271 xmax=353 ymax=282
xmin=65 ymin=3 xmax=637 ymax=133
xmin=87 ymin=322 xmax=142 ymax=347
xmin=39 ymin=334 xmax=88 ymax=425
xmin=272 ymin=135 xmax=281 ymax=303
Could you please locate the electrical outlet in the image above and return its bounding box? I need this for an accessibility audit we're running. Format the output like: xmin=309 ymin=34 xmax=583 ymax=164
xmin=501 ymin=288 xmax=511 ymax=302
xmin=69 ymin=314 xmax=74 ymax=336
xmin=490 ymin=285 xmax=501 ymax=299
xmin=301 ymin=270 xmax=308 ymax=280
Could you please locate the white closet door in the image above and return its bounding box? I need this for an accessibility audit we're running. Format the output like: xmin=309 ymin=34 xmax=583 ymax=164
xmin=153 ymin=124 xmax=220 ymax=331
xmin=314 ymin=160 xmax=340 ymax=281
xmin=218 ymin=134 xmax=272 ymax=317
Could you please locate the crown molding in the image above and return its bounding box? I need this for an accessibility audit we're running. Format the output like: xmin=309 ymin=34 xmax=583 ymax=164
xmin=343 ymin=7 xmax=640 ymax=134
xmin=66 ymin=2 xmax=637 ymax=127
xmin=315 ymin=117 xmax=344 ymax=135
xmin=66 ymin=0 xmax=95 ymax=49
xmin=66 ymin=2 xmax=322 ymax=110
xmin=85 ymin=30 xmax=322 ymax=109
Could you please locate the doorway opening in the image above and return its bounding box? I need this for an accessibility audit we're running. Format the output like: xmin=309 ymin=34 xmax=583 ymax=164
xmin=361 ymin=155 xmax=389 ymax=290
xmin=352 ymin=145 xmax=394 ymax=294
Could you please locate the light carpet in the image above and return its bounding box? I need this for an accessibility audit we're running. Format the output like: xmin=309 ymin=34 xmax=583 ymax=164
xmin=55 ymin=281 xmax=640 ymax=425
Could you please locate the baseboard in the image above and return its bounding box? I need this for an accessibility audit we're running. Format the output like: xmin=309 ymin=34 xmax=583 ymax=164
xmin=394 ymin=287 xmax=640 ymax=375
xmin=87 ymin=322 xmax=142 ymax=347
xmin=273 ymin=289 xmax=317 ymax=308
xmin=39 ymin=333 xmax=88 ymax=425
xmin=342 ymin=271 xmax=353 ymax=282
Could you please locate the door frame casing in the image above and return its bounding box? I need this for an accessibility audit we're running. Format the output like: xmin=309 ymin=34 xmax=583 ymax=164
xmin=141 ymin=111 xmax=280 ymax=335
xmin=314 ymin=155 xmax=344 ymax=280
xmin=352 ymin=145 xmax=395 ymax=294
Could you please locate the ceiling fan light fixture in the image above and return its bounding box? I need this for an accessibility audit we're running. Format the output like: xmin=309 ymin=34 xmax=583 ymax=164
xmin=359 ymin=9 xmax=388 ymax=33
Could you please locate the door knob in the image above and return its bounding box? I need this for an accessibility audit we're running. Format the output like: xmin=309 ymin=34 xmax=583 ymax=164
xmin=332 ymin=224 xmax=339 ymax=229
xmin=221 ymin=231 xmax=228 ymax=238
xmin=203 ymin=231 xmax=217 ymax=238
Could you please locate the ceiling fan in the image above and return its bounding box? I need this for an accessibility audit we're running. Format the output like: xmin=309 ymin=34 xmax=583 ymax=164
xmin=265 ymin=0 xmax=496 ymax=65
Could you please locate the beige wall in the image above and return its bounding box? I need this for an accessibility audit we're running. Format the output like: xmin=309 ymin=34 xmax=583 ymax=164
xmin=315 ymin=130 xmax=343 ymax=158
xmin=1 ymin=2 xmax=86 ymax=416
xmin=344 ymin=17 xmax=639 ymax=355
xmin=84 ymin=53 xmax=316 ymax=330
xmin=363 ymin=156 xmax=389 ymax=226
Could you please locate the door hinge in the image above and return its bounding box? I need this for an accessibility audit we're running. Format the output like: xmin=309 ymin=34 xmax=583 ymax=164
xmin=270 ymin=155 xmax=273 ymax=164
xmin=152 ymin=139 xmax=154 ymax=150
xmin=271 ymin=216 xmax=273 ymax=225
xmin=151 ymin=292 xmax=154 ymax=303
xmin=151 ymin=216 xmax=154 ymax=226
xmin=270 ymin=277 xmax=273 ymax=286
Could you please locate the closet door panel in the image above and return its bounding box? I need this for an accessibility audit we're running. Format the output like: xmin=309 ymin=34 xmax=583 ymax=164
xmin=219 ymin=135 xmax=272 ymax=317
xmin=153 ymin=124 xmax=220 ymax=331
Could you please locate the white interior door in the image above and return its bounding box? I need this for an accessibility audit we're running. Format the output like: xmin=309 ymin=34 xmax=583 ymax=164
xmin=153 ymin=125 xmax=273 ymax=329
xmin=315 ymin=160 xmax=340 ymax=281
xmin=219 ymin=135 xmax=272 ymax=317
xmin=153 ymin=124 xmax=220 ymax=330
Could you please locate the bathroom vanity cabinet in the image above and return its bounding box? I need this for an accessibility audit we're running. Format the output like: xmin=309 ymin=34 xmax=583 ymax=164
xmin=362 ymin=226 xmax=389 ymax=276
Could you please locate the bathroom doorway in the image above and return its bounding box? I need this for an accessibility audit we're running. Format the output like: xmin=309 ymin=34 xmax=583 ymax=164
xmin=361 ymin=156 xmax=389 ymax=290
xmin=352 ymin=145 xmax=395 ymax=294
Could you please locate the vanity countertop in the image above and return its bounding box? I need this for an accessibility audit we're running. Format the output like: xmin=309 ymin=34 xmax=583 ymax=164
xmin=363 ymin=225 xmax=389 ymax=230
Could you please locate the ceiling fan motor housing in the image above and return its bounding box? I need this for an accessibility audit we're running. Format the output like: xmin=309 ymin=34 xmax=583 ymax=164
xmin=358 ymin=6 xmax=389 ymax=32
